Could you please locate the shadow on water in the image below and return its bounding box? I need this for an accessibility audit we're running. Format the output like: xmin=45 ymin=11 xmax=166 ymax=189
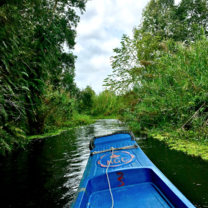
xmin=0 ymin=119 xmax=126 ymax=208
xmin=0 ymin=119 xmax=208 ymax=207
xmin=136 ymin=136 xmax=208 ymax=208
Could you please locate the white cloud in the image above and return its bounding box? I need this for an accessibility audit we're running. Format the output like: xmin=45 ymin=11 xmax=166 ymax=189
xmin=73 ymin=0 xmax=160 ymax=93
xmin=174 ymin=0 xmax=182 ymax=5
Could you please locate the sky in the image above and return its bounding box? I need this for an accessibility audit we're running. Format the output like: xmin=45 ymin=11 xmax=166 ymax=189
xmin=73 ymin=0 xmax=181 ymax=94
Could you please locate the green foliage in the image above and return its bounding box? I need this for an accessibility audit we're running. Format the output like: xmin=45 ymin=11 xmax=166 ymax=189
xmin=70 ymin=113 xmax=94 ymax=126
xmin=104 ymin=33 xmax=161 ymax=93
xmin=140 ymin=0 xmax=208 ymax=41
xmin=91 ymin=90 xmax=126 ymax=117
xmin=27 ymin=113 xmax=94 ymax=140
xmin=27 ymin=85 xmax=95 ymax=134
xmin=76 ymin=88 xmax=126 ymax=118
xmin=78 ymin=86 xmax=95 ymax=113
xmin=104 ymin=0 xmax=208 ymax=144
xmin=123 ymin=37 xmax=208 ymax=140
xmin=0 ymin=0 xmax=88 ymax=154
xmin=103 ymin=35 xmax=139 ymax=93
xmin=43 ymin=87 xmax=75 ymax=132
xmin=0 ymin=123 xmax=27 ymax=155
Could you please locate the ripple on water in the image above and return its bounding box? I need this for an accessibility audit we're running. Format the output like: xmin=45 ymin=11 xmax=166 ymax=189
xmin=0 ymin=119 xmax=208 ymax=207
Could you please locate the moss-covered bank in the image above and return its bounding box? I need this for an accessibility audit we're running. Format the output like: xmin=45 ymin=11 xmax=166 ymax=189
xmin=147 ymin=131 xmax=208 ymax=161
xmin=27 ymin=114 xmax=95 ymax=140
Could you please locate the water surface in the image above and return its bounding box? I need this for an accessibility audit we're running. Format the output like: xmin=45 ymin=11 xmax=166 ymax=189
xmin=0 ymin=119 xmax=208 ymax=207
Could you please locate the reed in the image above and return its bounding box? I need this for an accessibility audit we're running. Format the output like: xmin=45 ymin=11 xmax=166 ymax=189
xmin=90 ymin=91 xmax=125 ymax=117
xmin=122 ymin=37 xmax=208 ymax=143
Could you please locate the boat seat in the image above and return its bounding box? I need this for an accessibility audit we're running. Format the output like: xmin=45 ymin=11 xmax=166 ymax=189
xmin=75 ymin=167 xmax=190 ymax=208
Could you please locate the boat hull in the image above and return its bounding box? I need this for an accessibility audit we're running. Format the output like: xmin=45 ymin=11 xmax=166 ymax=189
xmin=71 ymin=131 xmax=195 ymax=208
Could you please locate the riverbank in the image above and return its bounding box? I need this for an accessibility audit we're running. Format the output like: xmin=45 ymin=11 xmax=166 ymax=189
xmin=1 ymin=119 xmax=207 ymax=207
xmin=27 ymin=114 xmax=95 ymax=140
xmin=92 ymin=115 xmax=119 ymax=119
xmin=30 ymin=114 xmax=208 ymax=161
xmin=145 ymin=130 xmax=208 ymax=161
xmin=26 ymin=115 xmax=119 ymax=140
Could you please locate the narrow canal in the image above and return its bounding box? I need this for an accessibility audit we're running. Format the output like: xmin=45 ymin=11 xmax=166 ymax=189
xmin=0 ymin=119 xmax=207 ymax=207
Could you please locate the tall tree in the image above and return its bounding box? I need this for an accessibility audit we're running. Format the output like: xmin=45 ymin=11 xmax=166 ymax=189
xmin=141 ymin=0 xmax=175 ymax=39
xmin=104 ymin=33 xmax=161 ymax=93
xmin=140 ymin=0 xmax=208 ymax=41
xmin=0 ymin=0 xmax=88 ymax=138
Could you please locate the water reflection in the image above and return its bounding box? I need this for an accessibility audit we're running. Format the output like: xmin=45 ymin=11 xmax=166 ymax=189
xmin=0 ymin=119 xmax=126 ymax=208
xmin=136 ymin=137 xmax=208 ymax=208
xmin=0 ymin=119 xmax=207 ymax=207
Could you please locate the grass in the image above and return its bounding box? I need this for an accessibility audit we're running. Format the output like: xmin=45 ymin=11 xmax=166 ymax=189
xmin=91 ymin=91 xmax=125 ymax=117
xmin=92 ymin=114 xmax=119 ymax=119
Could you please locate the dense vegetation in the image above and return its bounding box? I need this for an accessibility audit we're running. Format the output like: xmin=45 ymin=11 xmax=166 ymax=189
xmin=2 ymin=0 xmax=208 ymax=158
xmin=0 ymin=0 xmax=89 ymax=155
xmin=104 ymin=0 xmax=208 ymax=149
xmin=77 ymin=86 xmax=126 ymax=118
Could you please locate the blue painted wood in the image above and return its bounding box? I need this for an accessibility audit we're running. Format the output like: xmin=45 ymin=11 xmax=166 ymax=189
xmin=71 ymin=131 xmax=195 ymax=208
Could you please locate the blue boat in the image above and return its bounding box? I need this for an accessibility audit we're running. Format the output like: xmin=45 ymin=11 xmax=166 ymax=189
xmin=71 ymin=131 xmax=195 ymax=208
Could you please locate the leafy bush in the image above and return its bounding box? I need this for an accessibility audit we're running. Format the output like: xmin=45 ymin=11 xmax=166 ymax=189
xmin=91 ymin=90 xmax=126 ymax=117
xmin=40 ymin=87 xmax=76 ymax=132
xmin=123 ymin=36 xmax=208 ymax=141
xmin=0 ymin=0 xmax=87 ymax=154
xmin=78 ymin=86 xmax=95 ymax=113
